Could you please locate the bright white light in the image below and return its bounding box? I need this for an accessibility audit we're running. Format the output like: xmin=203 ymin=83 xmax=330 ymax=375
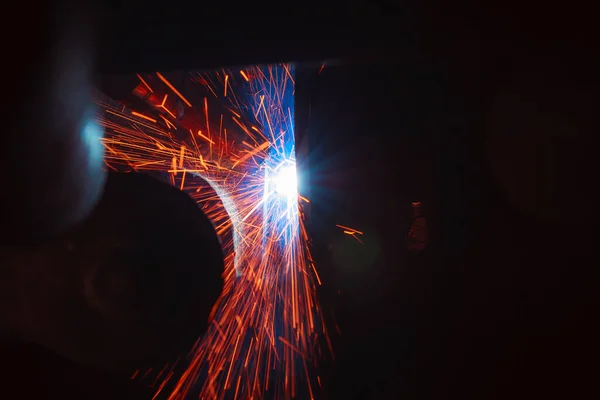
xmin=273 ymin=164 xmax=298 ymax=198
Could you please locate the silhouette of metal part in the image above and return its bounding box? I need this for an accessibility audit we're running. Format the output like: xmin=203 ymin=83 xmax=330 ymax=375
xmin=0 ymin=172 xmax=224 ymax=373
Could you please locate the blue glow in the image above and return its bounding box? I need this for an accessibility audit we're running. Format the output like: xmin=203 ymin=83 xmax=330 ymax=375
xmin=81 ymin=117 xmax=104 ymax=167
xmin=258 ymin=64 xmax=299 ymax=252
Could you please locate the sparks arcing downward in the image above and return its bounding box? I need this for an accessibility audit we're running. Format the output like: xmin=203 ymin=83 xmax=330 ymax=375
xmin=96 ymin=63 xmax=331 ymax=400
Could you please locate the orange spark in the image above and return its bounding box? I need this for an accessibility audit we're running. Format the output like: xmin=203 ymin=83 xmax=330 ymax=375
xmin=131 ymin=111 xmax=157 ymax=123
xmin=156 ymin=72 xmax=192 ymax=107
xmin=336 ymin=224 xmax=363 ymax=235
xmin=96 ymin=63 xmax=330 ymax=400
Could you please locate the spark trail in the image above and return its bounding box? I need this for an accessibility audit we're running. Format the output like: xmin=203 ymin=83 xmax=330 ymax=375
xmin=95 ymin=64 xmax=331 ymax=399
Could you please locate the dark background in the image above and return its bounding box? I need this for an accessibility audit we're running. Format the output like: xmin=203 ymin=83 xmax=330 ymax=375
xmin=301 ymin=55 xmax=597 ymax=399
xmin=3 ymin=2 xmax=599 ymax=399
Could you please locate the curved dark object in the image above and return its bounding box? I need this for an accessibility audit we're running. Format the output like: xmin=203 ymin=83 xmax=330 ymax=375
xmin=1 ymin=172 xmax=224 ymax=372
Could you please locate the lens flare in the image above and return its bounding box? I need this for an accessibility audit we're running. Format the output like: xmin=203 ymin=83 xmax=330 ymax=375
xmin=271 ymin=163 xmax=298 ymax=199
